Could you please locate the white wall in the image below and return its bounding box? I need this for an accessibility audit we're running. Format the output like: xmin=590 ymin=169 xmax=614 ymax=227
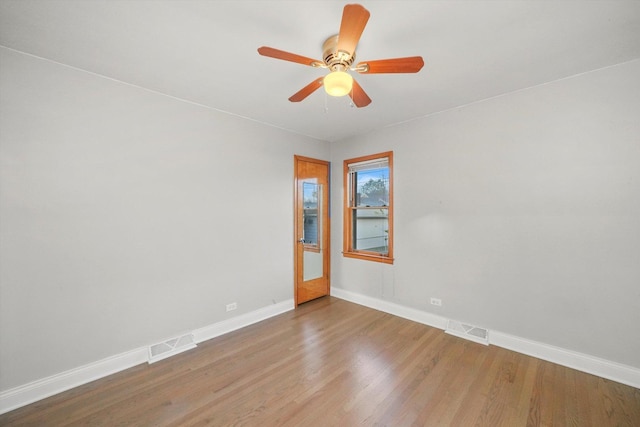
xmin=0 ymin=47 xmax=329 ymax=391
xmin=331 ymin=59 xmax=640 ymax=369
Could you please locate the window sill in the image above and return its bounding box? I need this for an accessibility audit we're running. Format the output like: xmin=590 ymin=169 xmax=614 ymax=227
xmin=342 ymin=251 xmax=394 ymax=264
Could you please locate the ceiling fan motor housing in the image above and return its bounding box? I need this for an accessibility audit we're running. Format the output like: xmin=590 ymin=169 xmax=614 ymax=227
xmin=322 ymin=35 xmax=355 ymax=71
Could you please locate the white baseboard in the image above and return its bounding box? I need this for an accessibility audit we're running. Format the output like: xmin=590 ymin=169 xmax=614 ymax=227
xmin=331 ymin=287 xmax=640 ymax=389
xmin=490 ymin=331 xmax=640 ymax=389
xmin=331 ymin=287 xmax=448 ymax=330
xmin=0 ymin=299 xmax=295 ymax=415
xmin=0 ymin=347 xmax=148 ymax=415
xmin=192 ymin=299 xmax=294 ymax=343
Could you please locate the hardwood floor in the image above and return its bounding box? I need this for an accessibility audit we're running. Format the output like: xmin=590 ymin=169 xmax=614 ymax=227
xmin=2 ymin=296 xmax=639 ymax=426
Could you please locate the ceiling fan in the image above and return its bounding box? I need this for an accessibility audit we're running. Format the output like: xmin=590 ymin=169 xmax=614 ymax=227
xmin=257 ymin=3 xmax=424 ymax=108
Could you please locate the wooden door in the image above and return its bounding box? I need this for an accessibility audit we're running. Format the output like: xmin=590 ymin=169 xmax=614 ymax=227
xmin=294 ymin=156 xmax=330 ymax=305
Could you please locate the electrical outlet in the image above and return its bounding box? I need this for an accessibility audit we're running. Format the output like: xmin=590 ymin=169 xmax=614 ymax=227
xmin=430 ymin=297 xmax=442 ymax=307
xmin=226 ymin=302 xmax=237 ymax=312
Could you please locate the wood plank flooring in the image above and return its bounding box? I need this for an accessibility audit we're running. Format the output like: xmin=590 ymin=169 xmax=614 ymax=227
xmin=1 ymin=296 xmax=639 ymax=426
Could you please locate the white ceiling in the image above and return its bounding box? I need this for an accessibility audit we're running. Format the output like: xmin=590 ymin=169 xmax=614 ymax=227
xmin=2 ymin=0 xmax=640 ymax=142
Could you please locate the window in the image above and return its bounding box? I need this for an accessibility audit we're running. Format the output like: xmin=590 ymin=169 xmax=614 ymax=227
xmin=343 ymin=151 xmax=393 ymax=264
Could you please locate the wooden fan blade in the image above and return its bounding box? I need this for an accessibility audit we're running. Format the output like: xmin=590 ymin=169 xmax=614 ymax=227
xmin=349 ymin=78 xmax=372 ymax=108
xmin=258 ymin=46 xmax=321 ymax=67
xmin=356 ymin=56 xmax=425 ymax=74
xmin=336 ymin=4 xmax=370 ymax=56
xmin=289 ymin=77 xmax=324 ymax=102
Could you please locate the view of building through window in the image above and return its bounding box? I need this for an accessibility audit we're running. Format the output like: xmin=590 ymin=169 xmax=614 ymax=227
xmin=353 ymin=166 xmax=389 ymax=253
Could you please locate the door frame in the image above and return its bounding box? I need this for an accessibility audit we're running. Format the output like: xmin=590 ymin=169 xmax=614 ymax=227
xmin=294 ymin=155 xmax=330 ymax=306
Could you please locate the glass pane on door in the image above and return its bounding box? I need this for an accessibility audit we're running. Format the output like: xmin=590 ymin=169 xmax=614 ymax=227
xmin=302 ymin=182 xmax=323 ymax=281
xmin=302 ymin=182 xmax=319 ymax=247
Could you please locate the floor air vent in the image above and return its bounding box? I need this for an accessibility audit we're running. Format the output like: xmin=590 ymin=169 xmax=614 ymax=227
xmin=148 ymin=333 xmax=196 ymax=364
xmin=445 ymin=320 xmax=489 ymax=345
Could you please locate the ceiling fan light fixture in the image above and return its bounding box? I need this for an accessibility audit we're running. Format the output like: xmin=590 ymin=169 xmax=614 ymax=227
xmin=323 ymin=70 xmax=353 ymax=97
